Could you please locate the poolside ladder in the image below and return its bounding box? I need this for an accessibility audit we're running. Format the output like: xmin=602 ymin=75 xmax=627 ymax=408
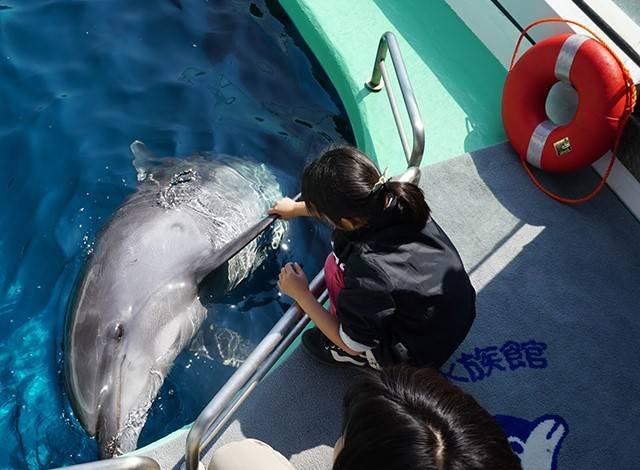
xmin=366 ymin=31 xmax=425 ymax=182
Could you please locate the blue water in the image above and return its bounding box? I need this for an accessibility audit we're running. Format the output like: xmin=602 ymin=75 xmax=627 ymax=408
xmin=0 ymin=1 xmax=352 ymax=467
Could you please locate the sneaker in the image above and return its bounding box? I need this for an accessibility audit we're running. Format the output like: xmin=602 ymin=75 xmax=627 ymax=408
xmin=301 ymin=327 xmax=368 ymax=368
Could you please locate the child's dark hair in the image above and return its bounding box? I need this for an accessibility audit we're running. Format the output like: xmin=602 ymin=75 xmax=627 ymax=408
xmin=333 ymin=367 xmax=522 ymax=470
xmin=301 ymin=146 xmax=429 ymax=228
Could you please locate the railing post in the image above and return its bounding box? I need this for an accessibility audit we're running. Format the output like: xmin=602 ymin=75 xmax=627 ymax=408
xmin=366 ymin=35 xmax=388 ymax=92
xmin=364 ymin=32 xmax=425 ymax=172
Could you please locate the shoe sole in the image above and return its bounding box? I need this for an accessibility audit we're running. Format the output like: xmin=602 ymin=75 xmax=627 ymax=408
xmin=300 ymin=339 xmax=367 ymax=369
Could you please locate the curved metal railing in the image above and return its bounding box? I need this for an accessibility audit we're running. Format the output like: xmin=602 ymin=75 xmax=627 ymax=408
xmin=366 ymin=31 xmax=425 ymax=174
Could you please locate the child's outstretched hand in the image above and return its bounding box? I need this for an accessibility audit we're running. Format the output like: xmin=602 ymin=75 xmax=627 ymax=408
xmin=278 ymin=262 xmax=309 ymax=300
xmin=268 ymin=198 xmax=307 ymax=219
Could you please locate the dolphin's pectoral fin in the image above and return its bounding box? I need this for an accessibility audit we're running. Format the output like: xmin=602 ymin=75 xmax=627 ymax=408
xmin=195 ymin=216 xmax=279 ymax=286
xmin=130 ymin=140 xmax=161 ymax=181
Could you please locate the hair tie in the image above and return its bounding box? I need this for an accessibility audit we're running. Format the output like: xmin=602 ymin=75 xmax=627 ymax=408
xmin=371 ymin=168 xmax=390 ymax=193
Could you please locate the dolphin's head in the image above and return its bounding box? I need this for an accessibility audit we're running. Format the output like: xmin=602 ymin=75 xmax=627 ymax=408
xmin=64 ymin=213 xmax=208 ymax=457
xmin=65 ymin=284 xmax=137 ymax=456
xmin=71 ymin=319 xmax=159 ymax=458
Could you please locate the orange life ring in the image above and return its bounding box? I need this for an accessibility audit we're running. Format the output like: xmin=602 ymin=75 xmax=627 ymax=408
xmin=503 ymin=32 xmax=627 ymax=173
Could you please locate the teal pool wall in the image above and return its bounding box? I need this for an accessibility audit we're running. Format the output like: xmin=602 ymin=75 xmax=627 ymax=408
xmin=280 ymin=0 xmax=508 ymax=175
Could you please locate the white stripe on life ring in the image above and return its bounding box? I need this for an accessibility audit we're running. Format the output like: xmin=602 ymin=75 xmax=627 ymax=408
xmin=525 ymin=35 xmax=587 ymax=168
xmin=526 ymin=120 xmax=557 ymax=168
xmin=555 ymin=34 xmax=590 ymax=82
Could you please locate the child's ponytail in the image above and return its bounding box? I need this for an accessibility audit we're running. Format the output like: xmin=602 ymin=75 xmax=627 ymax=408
xmin=385 ymin=181 xmax=430 ymax=228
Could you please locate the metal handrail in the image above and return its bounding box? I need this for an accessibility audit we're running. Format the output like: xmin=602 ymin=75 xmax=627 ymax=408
xmin=196 ymin=289 xmax=327 ymax=453
xmin=366 ymin=31 xmax=425 ymax=173
xmin=185 ymin=272 xmax=327 ymax=470
xmin=54 ymin=456 xmax=160 ymax=470
xmin=185 ymin=32 xmax=424 ymax=470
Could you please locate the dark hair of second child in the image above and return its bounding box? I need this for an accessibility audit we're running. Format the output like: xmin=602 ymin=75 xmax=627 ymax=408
xmin=333 ymin=366 xmax=522 ymax=470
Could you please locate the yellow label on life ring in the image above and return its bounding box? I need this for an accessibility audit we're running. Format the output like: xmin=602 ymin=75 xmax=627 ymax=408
xmin=554 ymin=137 xmax=572 ymax=156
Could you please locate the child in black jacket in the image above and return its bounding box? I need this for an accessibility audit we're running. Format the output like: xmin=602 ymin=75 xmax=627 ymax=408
xmin=271 ymin=146 xmax=475 ymax=369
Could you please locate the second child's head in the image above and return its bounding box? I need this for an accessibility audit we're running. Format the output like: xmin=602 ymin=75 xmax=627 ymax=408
xmin=301 ymin=146 xmax=429 ymax=231
xmin=333 ymin=367 xmax=522 ymax=470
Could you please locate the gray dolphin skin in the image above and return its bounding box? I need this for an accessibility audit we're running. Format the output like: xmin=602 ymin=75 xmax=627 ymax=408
xmin=64 ymin=141 xmax=282 ymax=458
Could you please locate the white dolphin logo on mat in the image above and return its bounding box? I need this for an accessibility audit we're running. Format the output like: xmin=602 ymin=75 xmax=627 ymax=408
xmin=494 ymin=414 xmax=568 ymax=470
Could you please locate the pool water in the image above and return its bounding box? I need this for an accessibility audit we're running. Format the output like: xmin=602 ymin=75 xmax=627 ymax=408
xmin=0 ymin=0 xmax=353 ymax=467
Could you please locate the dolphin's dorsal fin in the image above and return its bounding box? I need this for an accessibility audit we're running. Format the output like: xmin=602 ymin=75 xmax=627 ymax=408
xmin=130 ymin=140 xmax=160 ymax=181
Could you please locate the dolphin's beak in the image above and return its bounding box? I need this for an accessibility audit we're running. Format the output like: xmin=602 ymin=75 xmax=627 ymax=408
xmin=96 ymin=402 xmax=146 ymax=458
xmin=95 ymin=373 xmax=126 ymax=458
xmin=95 ymin=361 xmax=159 ymax=458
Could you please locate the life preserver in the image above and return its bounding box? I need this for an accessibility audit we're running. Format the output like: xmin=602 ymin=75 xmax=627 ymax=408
xmin=504 ymin=33 xmax=627 ymax=172
xmin=502 ymin=19 xmax=636 ymax=204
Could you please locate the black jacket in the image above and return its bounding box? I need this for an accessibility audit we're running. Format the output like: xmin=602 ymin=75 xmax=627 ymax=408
xmin=334 ymin=204 xmax=476 ymax=368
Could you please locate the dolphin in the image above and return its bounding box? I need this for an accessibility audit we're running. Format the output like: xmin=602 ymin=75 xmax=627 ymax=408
xmin=64 ymin=141 xmax=282 ymax=458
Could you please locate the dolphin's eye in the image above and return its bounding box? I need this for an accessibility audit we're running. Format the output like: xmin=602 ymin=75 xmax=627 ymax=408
xmin=114 ymin=323 xmax=124 ymax=341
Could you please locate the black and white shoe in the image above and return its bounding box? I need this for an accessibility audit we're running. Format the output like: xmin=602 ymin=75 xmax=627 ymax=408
xmin=301 ymin=327 xmax=368 ymax=368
